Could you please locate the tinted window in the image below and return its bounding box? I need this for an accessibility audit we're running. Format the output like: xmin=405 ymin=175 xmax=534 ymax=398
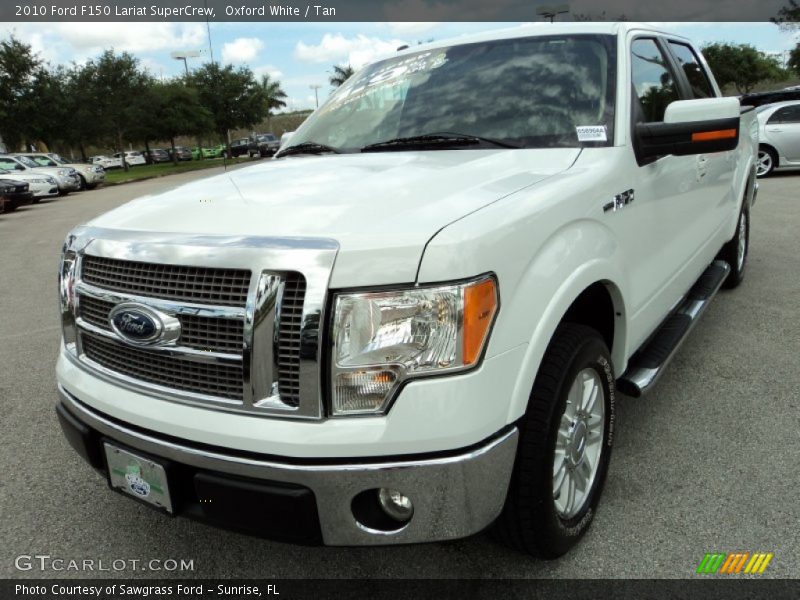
xmin=767 ymin=105 xmax=800 ymax=124
xmin=631 ymin=38 xmax=681 ymax=123
xmin=288 ymin=34 xmax=617 ymax=150
xmin=668 ymin=42 xmax=715 ymax=99
xmin=0 ymin=158 xmax=22 ymax=170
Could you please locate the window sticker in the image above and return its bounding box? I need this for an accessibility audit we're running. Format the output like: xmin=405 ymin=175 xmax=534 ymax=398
xmin=576 ymin=125 xmax=608 ymax=142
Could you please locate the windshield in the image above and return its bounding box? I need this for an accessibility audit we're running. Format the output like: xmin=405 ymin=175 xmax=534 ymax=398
xmin=26 ymin=156 xmax=58 ymax=167
xmin=286 ymin=34 xmax=616 ymax=153
xmin=14 ymin=156 xmax=41 ymax=168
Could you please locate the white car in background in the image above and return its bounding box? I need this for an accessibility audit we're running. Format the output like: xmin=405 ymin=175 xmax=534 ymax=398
xmin=0 ymin=168 xmax=59 ymax=202
xmin=21 ymin=153 xmax=105 ymax=190
xmin=756 ymin=101 xmax=800 ymax=176
xmin=89 ymin=155 xmax=122 ymax=170
xmin=0 ymin=155 xmax=81 ymax=195
xmin=113 ymin=151 xmax=147 ymax=167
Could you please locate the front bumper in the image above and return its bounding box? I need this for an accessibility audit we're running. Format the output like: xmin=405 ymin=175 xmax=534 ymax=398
xmin=57 ymin=175 xmax=81 ymax=191
xmin=57 ymin=385 xmax=518 ymax=546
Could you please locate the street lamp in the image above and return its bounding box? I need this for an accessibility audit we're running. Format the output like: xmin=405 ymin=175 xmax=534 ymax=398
xmin=310 ymin=84 xmax=322 ymax=108
xmin=170 ymin=50 xmax=202 ymax=76
xmin=536 ymin=3 xmax=570 ymax=22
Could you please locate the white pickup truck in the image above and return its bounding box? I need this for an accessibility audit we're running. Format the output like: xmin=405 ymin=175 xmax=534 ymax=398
xmin=56 ymin=23 xmax=757 ymax=558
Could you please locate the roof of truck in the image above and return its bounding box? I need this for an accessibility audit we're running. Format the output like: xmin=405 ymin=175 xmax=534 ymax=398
xmin=400 ymin=22 xmax=690 ymax=55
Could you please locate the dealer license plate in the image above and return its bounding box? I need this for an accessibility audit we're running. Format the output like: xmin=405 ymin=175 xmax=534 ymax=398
xmin=104 ymin=443 xmax=173 ymax=513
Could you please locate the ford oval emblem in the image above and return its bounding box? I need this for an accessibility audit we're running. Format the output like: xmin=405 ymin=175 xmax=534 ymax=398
xmin=109 ymin=304 xmax=162 ymax=345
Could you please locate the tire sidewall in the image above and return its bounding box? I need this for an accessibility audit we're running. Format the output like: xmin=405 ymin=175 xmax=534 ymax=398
xmin=538 ymin=338 xmax=616 ymax=555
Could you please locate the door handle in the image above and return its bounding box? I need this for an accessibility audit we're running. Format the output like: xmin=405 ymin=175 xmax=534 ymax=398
xmin=767 ymin=128 xmax=783 ymax=132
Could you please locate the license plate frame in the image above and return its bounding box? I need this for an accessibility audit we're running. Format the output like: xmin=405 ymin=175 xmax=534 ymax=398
xmin=104 ymin=442 xmax=174 ymax=513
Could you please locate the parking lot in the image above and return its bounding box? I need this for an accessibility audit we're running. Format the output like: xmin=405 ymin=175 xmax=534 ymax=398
xmin=1 ymin=167 xmax=798 ymax=579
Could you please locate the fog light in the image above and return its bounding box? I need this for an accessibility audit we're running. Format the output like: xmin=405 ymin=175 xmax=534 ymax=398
xmin=378 ymin=488 xmax=414 ymax=522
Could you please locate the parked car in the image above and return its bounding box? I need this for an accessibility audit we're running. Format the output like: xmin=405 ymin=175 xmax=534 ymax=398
xmin=230 ymin=138 xmax=250 ymax=157
xmin=88 ymin=155 xmax=123 ymax=170
xmin=248 ymin=133 xmax=280 ymax=157
xmin=740 ymin=88 xmax=800 ymax=108
xmin=56 ymin=23 xmax=756 ymax=559
xmin=168 ymin=146 xmax=193 ymax=162
xmin=0 ymin=179 xmax=32 ymax=213
xmin=21 ymin=153 xmax=105 ymax=190
xmin=755 ymin=101 xmax=800 ymax=176
xmin=113 ymin=151 xmax=146 ymax=167
xmin=191 ymin=145 xmax=225 ymax=160
xmin=142 ymin=149 xmax=170 ymax=164
xmin=0 ymin=168 xmax=58 ymax=203
xmin=0 ymin=155 xmax=80 ymax=195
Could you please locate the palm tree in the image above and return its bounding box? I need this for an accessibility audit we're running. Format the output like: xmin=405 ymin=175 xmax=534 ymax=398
xmin=329 ymin=64 xmax=355 ymax=88
xmin=259 ymin=74 xmax=287 ymax=131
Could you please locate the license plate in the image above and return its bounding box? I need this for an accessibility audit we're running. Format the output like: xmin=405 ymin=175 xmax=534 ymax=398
xmin=104 ymin=443 xmax=173 ymax=513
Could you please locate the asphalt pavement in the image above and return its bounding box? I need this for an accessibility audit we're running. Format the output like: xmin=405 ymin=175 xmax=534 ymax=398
xmin=1 ymin=166 xmax=798 ymax=579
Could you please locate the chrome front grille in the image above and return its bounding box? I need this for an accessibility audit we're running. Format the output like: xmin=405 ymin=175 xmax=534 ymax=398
xmin=276 ymin=273 xmax=307 ymax=406
xmin=82 ymin=335 xmax=244 ymax=401
xmin=61 ymin=229 xmax=338 ymax=420
xmin=79 ymin=295 xmax=245 ymax=355
xmin=82 ymin=255 xmax=251 ymax=307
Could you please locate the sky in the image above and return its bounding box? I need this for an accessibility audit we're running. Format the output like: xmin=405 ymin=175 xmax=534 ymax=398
xmin=2 ymin=21 xmax=798 ymax=111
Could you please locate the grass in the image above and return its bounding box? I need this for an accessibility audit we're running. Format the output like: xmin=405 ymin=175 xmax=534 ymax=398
xmin=103 ymin=157 xmax=254 ymax=185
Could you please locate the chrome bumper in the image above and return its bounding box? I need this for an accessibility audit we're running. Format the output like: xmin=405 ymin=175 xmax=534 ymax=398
xmin=58 ymin=386 xmax=518 ymax=546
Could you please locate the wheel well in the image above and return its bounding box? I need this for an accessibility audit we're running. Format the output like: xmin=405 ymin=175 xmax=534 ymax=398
xmin=758 ymin=143 xmax=777 ymax=155
xmin=561 ymin=282 xmax=615 ymax=353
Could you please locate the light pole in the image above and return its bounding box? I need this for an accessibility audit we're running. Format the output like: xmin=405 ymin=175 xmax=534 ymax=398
xmin=170 ymin=50 xmax=201 ymax=76
xmin=536 ymin=3 xmax=570 ymax=22
xmin=310 ymin=84 xmax=322 ymax=108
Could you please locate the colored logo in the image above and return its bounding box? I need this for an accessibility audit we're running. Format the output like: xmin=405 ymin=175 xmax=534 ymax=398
xmin=697 ymin=552 xmax=774 ymax=575
xmin=108 ymin=303 xmax=180 ymax=346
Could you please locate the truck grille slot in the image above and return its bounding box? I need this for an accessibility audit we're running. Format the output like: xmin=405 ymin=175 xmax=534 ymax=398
xmin=79 ymin=295 xmax=245 ymax=355
xmin=82 ymin=255 xmax=251 ymax=307
xmin=277 ymin=272 xmax=306 ymax=407
xmin=82 ymin=335 xmax=244 ymax=401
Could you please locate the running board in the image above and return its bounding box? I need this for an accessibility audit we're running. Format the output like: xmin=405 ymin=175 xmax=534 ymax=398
xmin=617 ymin=260 xmax=730 ymax=397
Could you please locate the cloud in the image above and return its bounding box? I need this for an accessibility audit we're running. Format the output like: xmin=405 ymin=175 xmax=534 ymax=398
xmin=294 ymin=33 xmax=407 ymax=68
xmin=221 ymin=37 xmax=264 ymax=64
xmin=253 ymin=64 xmax=284 ymax=80
xmin=384 ymin=22 xmax=440 ymax=36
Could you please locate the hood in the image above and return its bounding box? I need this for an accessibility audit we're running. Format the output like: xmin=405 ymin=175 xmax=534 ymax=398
xmin=91 ymin=149 xmax=579 ymax=286
xmin=0 ymin=171 xmax=54 ymax=182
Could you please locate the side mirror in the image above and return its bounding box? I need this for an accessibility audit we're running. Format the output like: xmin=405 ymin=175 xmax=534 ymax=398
xmin=635 ymin=97 xmax=740 ymax=161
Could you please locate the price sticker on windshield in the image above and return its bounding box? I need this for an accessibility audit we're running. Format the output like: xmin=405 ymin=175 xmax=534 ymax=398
xmin=576 ymin=126 xmax=608 ymax=142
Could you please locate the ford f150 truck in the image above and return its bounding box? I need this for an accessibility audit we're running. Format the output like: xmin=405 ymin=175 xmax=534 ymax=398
xmin=56 ymin=23 xmax=757 ymax=558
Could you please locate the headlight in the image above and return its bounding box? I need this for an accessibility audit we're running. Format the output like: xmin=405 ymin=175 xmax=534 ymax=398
xmin=330 ymin=275 xmax=498 ymax=416
xmin=58 ymin=168 xmax=71 ymax=176
xmin=92 ymin=166 xmax=104 ymax=173
xmin=47 ymin=177 xmax=57 ymax=184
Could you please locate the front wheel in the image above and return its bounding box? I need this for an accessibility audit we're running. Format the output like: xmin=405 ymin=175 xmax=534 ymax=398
xmin=493 ymin=323 xmax=615 ymax=558
xmin=756 ymin=147 xmax=776 ymax=177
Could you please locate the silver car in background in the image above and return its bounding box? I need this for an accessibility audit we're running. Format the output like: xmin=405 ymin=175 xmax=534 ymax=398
xmin=756 ymin=101 xmax=800 ymax=177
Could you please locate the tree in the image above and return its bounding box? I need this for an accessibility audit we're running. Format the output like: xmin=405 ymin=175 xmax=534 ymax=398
xmin=774 ymin=0 xmax=800 ymax=28
xmin=0 ymin=36 xmax=42 ymax=151
xmin=86 ymin=50 xmax=152 ymax=170
xmin=149 ymin=81 xmax=213 ymax=165
xmin=258 ymin=74 xmax=287 ymax=131
xmin=329 ymin=64 xmax=354 ymax=88
xmin=701 ymin=43 xmax=787 ymax=94
xmin=789 ymin=44 xmax=800 ymax=78
xmin=190 ymin=63 xmax=268 ymax=158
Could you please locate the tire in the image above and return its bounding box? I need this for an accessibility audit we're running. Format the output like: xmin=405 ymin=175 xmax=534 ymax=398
xmin=31 ymin=197 xmax=40 ymax=205
xmin=719 ymin=203 xmax=749 ymax=289
xmin=3 ymin=199 xmax=18 ymax=212
xmin=756 ymin=146 xmax=777 ymax=178
xmin=86 ymin=183 xmax=97 ymax=190
xmin=78 ymin=175 xmax=87 ymax=190
xmin=493 ymin=323 xmax=615 ymax=558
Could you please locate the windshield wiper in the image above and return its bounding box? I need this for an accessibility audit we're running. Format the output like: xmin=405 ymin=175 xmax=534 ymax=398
xmin=275 ymin=142 xmax=342 ymax=158
xmin=361 ymin=132 xmax=520 ymax=152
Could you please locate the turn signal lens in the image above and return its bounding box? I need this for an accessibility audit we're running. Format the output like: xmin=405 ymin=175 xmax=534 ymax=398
xmin=463 ymin=278 xmax=498 ymax=366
